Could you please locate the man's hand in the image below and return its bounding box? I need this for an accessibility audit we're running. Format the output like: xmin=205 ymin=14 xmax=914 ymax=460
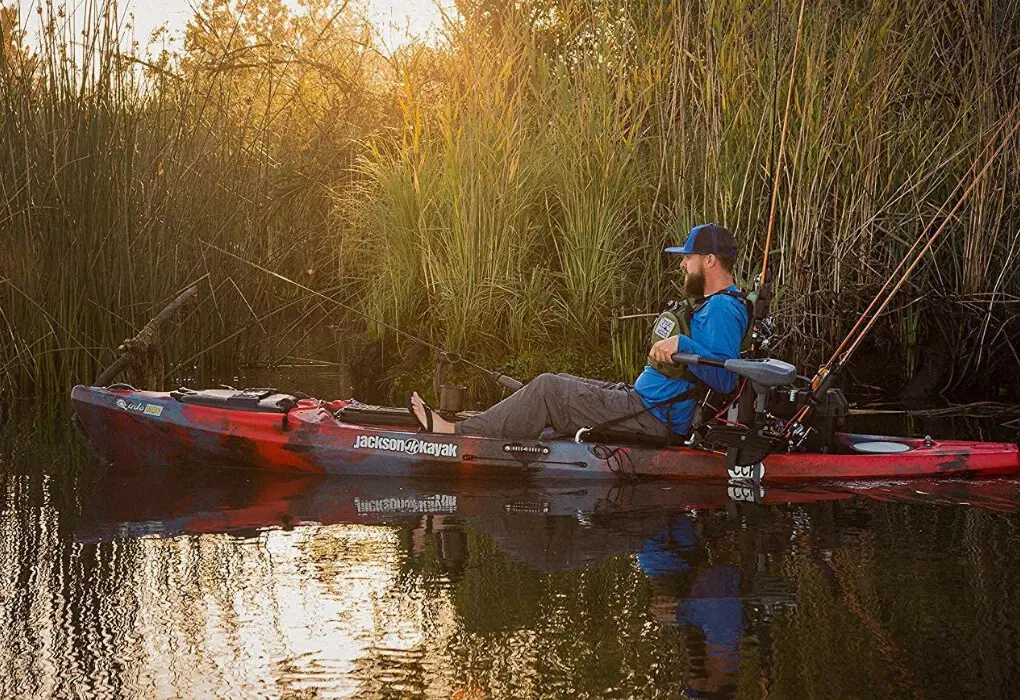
xmin=649 ymin=335 xmax=680 ymax=364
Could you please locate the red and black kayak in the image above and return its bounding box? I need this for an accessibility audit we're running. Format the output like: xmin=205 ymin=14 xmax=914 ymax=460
xmin=71 ymin=384 xmax=1020 ymax=482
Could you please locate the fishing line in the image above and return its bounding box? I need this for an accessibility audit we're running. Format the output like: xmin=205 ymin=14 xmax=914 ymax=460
xmin=200 ymin=240 xmax=519 ymax=387
xmin=821 ymin=103 xmax=1020 ymax=380
xmin=825 ymin=103 xmax=1020 ymax=373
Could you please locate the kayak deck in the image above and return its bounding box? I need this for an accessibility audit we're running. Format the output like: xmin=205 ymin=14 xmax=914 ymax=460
xmin=70 ymin=385 xmax=1020 ymax=482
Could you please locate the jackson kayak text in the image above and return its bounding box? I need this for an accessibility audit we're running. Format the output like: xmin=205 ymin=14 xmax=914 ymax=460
xmin=353 ymin=434 xmax=458 ymax=458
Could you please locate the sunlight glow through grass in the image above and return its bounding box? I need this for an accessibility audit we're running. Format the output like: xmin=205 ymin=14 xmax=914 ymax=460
xmin=11 ymin=0 xmax=452 ymax=52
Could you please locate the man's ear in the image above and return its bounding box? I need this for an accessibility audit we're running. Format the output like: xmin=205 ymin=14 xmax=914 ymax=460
xmin=704 ymin=254 xmax=718 ymax=270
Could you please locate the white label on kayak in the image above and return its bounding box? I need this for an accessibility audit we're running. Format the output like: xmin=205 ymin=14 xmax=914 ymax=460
xmin=355 ymin=494 xmax=457 ymax=515
xmin=115 ymin=398 xmax=146 ymax=413
xmin=144 ymin=404 xmax=163 ymax=417
xmin=503 ymin=443 xmax=550 ymax=455
xmin=353 ymin=434 xmax=458 ymax=458
xmin=653 ymin=317 xmax=676 ymax=338
xmin=727 ymin=462 xmax=765 ymax=482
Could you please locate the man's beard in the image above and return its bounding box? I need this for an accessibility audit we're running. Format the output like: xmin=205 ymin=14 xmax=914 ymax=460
xmin=684 ymin=270 xmax=706 ymax=297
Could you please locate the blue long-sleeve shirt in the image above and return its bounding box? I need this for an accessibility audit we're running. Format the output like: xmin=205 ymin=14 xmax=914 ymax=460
xmin=633 ymin=285 xmax=748 ymax=434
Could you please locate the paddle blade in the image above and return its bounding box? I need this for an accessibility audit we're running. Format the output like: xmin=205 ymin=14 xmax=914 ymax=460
xmin=723 ymin=358 xmax=797 ymax=387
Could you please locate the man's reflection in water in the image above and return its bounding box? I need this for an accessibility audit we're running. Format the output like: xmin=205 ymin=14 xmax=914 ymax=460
xmin=639 ymin=516 xmax=744 ymax=697
xmin=411 ymin=514 xmax=470 ymax=582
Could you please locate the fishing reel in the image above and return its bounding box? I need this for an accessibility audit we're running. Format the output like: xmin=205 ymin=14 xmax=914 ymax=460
xmin=751 ymin=314 xmax=775 ymax=352
xmin=432 ymin=351 xmax=525 ymax=415
xmin=749 ymin=279 xmax=775 ymax=352
xmin=694 ymin=368 xmax=850 ymax=460
xmin=764 ymin=385 xmax=850 ymax=453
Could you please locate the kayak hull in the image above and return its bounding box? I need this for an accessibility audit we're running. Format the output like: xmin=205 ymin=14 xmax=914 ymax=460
xmin=71 ymin=385 xmax=1020 ymax=482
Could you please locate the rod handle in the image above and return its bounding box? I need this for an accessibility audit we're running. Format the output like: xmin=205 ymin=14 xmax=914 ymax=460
xmin=495 ymin=374 xmax=523 ymax=392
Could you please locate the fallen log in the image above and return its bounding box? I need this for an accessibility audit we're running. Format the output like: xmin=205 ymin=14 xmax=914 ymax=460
xmin=93 ymin=285 xmax=198 ymax=388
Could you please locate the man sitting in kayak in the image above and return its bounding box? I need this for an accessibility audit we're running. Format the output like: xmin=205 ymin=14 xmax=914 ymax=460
xmin=409 ymin=224 xmax=750 ymax=441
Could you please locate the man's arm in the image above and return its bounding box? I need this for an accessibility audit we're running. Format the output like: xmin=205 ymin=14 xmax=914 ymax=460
xmin=648 ymin=300 xmax=747 ymax=392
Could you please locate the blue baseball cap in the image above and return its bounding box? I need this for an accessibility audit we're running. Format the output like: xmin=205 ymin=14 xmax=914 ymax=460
xmin=665 ymin=224 xmax=737 ymax=256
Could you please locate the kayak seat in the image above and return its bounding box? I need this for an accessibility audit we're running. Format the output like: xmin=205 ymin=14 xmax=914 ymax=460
xmin=170 ymin=388 xmax=297 ymax=413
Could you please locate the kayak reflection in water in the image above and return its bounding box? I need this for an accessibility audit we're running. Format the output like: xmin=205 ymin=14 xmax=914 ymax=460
xmin=408 ymin=224 xmax=748 ymax=442
xmin=638 ymin=516 xmax=744 ymax=696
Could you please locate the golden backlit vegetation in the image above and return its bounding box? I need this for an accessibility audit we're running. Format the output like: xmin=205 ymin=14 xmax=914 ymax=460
xmin=2 ymin=0 xmax=1019 ymax=400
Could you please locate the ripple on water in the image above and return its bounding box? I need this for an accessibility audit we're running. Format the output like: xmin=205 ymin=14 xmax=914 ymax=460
xmin=3 ymin=439 xmax=1020 ymax=699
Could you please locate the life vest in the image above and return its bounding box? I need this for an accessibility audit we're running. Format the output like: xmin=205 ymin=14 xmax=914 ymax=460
xmin=647 ymin=289 xmax=755 ymax=380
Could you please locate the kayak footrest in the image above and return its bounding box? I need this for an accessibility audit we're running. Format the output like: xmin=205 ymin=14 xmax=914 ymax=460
xmin=171 ymin=388 xmax=297 ymax=413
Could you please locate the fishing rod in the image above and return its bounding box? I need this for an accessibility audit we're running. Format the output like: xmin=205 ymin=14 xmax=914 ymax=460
xmin=743 ymin=0 xmax=806 ymax=363
xmin=759 ymin=0 xmax=805 ymax=292
xmin=696 ymin=0 xmax=799 ymax=433
xmin=784 ymin=104 xmax=1020 ymax=437
xmin=815 ymin=107 xmax=1020 ymax=389
xmin=722 ymin=0 xmax=804 ymax=428
xmin=200 ymin=240 xmax=524 ymax=392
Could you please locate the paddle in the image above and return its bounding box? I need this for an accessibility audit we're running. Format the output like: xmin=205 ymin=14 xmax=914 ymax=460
xmin=671 ymin=352 xmax=796 ymax=389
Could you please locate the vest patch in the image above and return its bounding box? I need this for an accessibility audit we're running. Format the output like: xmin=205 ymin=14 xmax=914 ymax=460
xmin=653 ymin=316 xmax=677 ymax=338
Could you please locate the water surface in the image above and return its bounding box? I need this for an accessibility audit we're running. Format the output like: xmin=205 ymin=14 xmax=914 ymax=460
xmin=2 ymin=416 xmax=1020 ymax=698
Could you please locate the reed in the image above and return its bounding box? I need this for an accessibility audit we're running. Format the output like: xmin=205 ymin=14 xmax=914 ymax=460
xmin=0 ymin=0 xmax=379 ymax=397
xmin=2 ymin=0 xmax=1019 ymax=403
xmin=352 ymin=0 xmax=1020 ymax=391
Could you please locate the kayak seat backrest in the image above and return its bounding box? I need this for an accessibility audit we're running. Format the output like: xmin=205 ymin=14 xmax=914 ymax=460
xmin=170 ymin=388 xmax=297 ymax=413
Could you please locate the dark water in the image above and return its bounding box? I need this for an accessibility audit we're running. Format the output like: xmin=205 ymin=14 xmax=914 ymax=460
xmin=3 ymin=413 xmax=1020 ymax=699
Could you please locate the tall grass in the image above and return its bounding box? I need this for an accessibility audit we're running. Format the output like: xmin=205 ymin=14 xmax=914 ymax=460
xmin=0 ymin=0 xmax=383 ymax=397
xmin=351 ymin=0 xmax=1020 ymax=392
xmin=2 ymin=0 xmax=1019 ymax=403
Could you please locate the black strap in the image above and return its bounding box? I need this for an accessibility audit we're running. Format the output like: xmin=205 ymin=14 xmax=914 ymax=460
xmin=574 ymin=384 xmax=706 ymax=443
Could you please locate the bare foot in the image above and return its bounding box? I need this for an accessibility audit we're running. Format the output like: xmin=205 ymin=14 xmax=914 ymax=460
xmin=410 ymin=392 xmax=456 ymax=434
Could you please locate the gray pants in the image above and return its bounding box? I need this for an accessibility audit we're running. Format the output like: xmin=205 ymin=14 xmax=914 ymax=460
xmin=455 ymin=373 xmax=673 ymax=440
